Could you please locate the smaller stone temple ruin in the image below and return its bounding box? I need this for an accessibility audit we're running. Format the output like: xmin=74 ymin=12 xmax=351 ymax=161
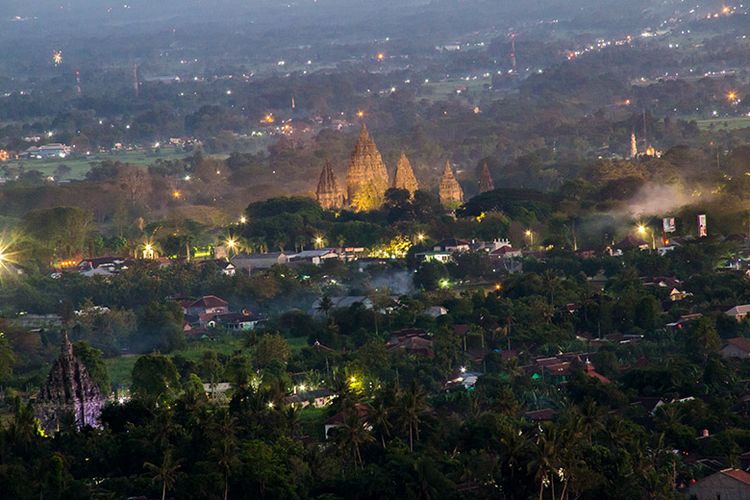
xmin=36 ymin=332 xmax=106 ymax=433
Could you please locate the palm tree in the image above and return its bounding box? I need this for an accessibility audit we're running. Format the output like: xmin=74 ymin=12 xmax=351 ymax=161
xmin=370 ymin=385 xmax=397 ymax=448
xmin=334 ymin=406 xmax=374 ymax=468
xmin=316 ymin=296 xmax=334 ymax=317
xmin=211 ymin=410 xmax=238 ymax=500
xmin=529 ymin=430 xmax=554 ymax=500
xmin=144 ymin=450 xmax=181 ymax=500
xmin=542 ymin=270 xmax=561 ymax=306
xmin=397 ymin=381 xmax=429 ymax=452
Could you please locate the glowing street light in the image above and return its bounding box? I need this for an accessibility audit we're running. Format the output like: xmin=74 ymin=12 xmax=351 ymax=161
xmin=356 ymin=110 xmax=365 ymax=118
xmin=239 ymin=216 xmax=247 ymax=224
xmin=376 ymin=52 xmax=385 ymax=61
xmin=171 ymin=190 xmax=181 ymax=200
xmin=416 ymin=232 xmax=426 ymax=242
xmin=636 ymin=224 xmax=656 ymax=250
xmin=727 ymin=91 xmax=739 ymax=103
xmin=142 ymin=242 xmax=156 ymax=260
xmin=525 ymin=229 xmax=534 ymax=247
xmin=314 ymin=236 xmax=325 ymax=249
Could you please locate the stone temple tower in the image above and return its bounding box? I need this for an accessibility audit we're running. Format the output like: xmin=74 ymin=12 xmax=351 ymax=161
xmin=478 ymin=162 xmax=495 ymax=193
xmin=439 ymin=161 xmax=464 ymax=207
xmin=316 ymin=161 xmax=345 ymax=210
xmin=346 ymin=124 xmax=389 ymax=211
xmin=36 ymin=332 xmax=106 ymax=433
xmin=392 ymin=152 xmax=419 ymax=197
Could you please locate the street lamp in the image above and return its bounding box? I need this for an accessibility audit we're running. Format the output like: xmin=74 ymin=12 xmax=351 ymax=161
xmin=636 ymin=224 xmax=656 ymax=250
xmin=239 ymin=216 xmax=247 ymax=224
xmin=416 ymin=232 xmax=426 ymax=243
xmin=525 ymin=229 xmax=534 ymax=248
xmin=314 ymin=236 xmax=325 ymax=249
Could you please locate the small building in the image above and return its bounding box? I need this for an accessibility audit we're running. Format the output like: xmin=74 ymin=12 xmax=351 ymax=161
xmin=205 ymin=311 xmax=262 ymax=331
xmin=217 ymin=261 xmax=236 ymax=277
xmin=289 ymin=248 xmax=340 ymax=265
xmin=24 ymin=143 xmax=71 ymax=159
xmin=444 ymin=369 xmax=481 ymax=390
xmin=324 ymin=403 xmax=371 ymax=439
xmin=720 ymin=338 xmax=750 ymax=360
xmin=284 ymin=388 xmax=334 ymax=409
xmin=433 ymin=238 xmax=470 ymax=253
xmin=231 ymin=252 xmax=291 ymax=274
xmin=669 ymin=288 xmax=691 ymax=302
xmin=77 ymin=256 xmax=130 ymax=277
xmin=185 ymin=295 xmax=230 ymax=317
xmin=725 ymin=305 xmax=750 ymax=322
xmin=415 ymin=251 xmax=453 ymax=264
xmin=386 ymin=329 xmax=434 ymax=357
xmin=425 ymin=306 xmax=448 ymax=318
xmin=686 ymin=468 xmax=750 ymax=499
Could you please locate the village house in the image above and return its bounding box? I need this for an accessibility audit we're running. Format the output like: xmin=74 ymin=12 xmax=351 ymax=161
xmin=77 ymin=256 xmax=130 ymax=277
xmin=289 ymin=248 xmax=340 ymax=265
xmin=686 ymin=468 xmax=750 ymax=499
xmin=284 ymin=388 xmax=334 ymax=409
xmin=665 ymin=313 xmax=703 ymax=333
xmin=230 ymin=252 xmax=291 ymax=274
xmin=720 ymin=337 xmax=750 ymax=360
xmin=726 ymin=305 xmax=750 ymax=322
xmin=415 ymin=251 xmax=453 ymax=264
xmin=386 ymin=328 xmax=434 ymax=357
xmin=205 ymin=310 xmax=262 ymax=331
xmin=324 ymin=403 xmax=371 ymax=439
xmin=425 ymin=305 xmax=448 ymax=318
xmin=433 ymin=238 xmax=471 ymax=253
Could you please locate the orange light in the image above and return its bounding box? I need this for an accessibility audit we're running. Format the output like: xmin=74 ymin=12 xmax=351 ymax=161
xmin=727 ymin=91 xmax=738 ymax=102
xmin=376 ymin=52 xmax=385 ymax=61
xmin=172 ymin=190 xmax=181 ymax=199
xmin=356 ymin=110 xmax=365 ymax=118
xmin=261 ymin=113 xmax=275 ymax=124
xmin=624 ymin=99 xmax=631 ymax=106
xmin=722 ymin=5 xmax=732 ymax=14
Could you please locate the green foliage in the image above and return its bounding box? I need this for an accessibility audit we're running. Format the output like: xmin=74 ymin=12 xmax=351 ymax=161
xmin=73 ymin=341 xmax=111 ymax=394
xmin=131 ymin=354 xmax=180 ymax=405
xmin=254 ymin=334 xmax=291 ymax=369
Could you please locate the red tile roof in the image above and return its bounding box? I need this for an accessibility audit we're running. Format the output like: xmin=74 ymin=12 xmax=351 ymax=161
xmin=721 ymin=468 xmax=750 ymax=486
xmin=190 ymin=295 xmax=229 ymax=309
xmin=727 ymin=337 xmax=750 ymax=353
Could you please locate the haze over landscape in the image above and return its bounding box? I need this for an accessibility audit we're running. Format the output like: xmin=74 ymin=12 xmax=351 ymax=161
xmin=1 ymin=0 xmax=750 ymax=498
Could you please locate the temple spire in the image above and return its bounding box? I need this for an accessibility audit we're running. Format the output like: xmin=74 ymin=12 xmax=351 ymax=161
xmin=316 ymin=161 xmax=345 ymax=210
xmin=346 ymin=123 xmax=389 ymax=211
xmin=478 ymin=162 xmax=494 ymax=193
xmin=393 ymin=152 xmax=419 ymax=197
xmin=439 ymin=161 xmax=464 ymax=207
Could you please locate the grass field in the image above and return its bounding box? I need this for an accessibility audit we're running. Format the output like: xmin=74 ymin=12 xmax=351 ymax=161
xmin=421 ymin=76 xmax=491 ymax=101
xmin=2 ymin=148 xmax=198 ymax=181
xmin=695 ymin=116 xmax=750 ymax=131
xmin=106 ymin=334 xmax=310 ymax=387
